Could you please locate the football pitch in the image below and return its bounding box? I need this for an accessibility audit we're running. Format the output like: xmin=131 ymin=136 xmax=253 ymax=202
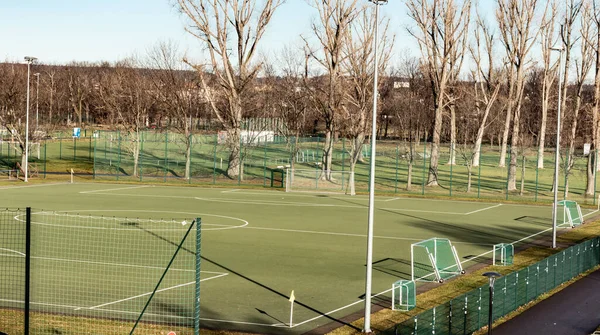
xmin=1 ymin=182 xmax=597 ymax=334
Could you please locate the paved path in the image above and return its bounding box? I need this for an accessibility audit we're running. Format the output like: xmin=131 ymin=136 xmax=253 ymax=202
xmin=493 ymin=268 xmax=600 ymax=335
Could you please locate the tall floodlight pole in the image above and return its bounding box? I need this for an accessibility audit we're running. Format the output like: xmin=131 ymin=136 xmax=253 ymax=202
xmin=24 ymin=56 xmax=37 ymax=183
xmin=34 ymin=73 xmax=40 ymax=130
xmin=551 ymin=44 xmax=564 ymax=249
xmin=364 ymin=0 xmax=387 ymax=333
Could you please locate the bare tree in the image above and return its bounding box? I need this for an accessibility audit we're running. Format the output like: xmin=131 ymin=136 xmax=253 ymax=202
xmin=584 ymin=1 xmax=599 ymax=196
xmin=564 ymin=1 xmax=590 ymax=196
xmin=405 ymin=0 xmax=472 ymax=186
xmin=304 ymin=0 xmax=358 ymax=181
xmin=536 ymin=2 xmax=559 ymax=170
xmin=273 ymin=45 xmax=311 ymax=185
xmin=0 ymin=63 xmax=27 ymax=172
xmin=148 ymin=42 xmax=199 ymax=180
xmin=98 ymin=59 xmax=155 ymax=178
xmin=341 ymin=6 xmax=394 ymax=195
xmin=468 ymin=10 xmax=502 ymax=171
xmin=176 ymin=0 xmax=283 ymax=179
xmin=497 ymin=0 xmax=548 ymax=190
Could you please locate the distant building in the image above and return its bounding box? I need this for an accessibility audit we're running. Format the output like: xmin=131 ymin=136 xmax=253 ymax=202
xmin=393 ymin=80 xmax=410 ymax=89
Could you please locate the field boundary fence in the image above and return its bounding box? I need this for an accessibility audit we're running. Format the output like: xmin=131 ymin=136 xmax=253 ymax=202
xmin=385 ymin=237 xmax=600 ymax=335
xmin=0 ymin=207 xmax=202 ymax=335
xmin=1 ymin=130 xmax=598 ymax=205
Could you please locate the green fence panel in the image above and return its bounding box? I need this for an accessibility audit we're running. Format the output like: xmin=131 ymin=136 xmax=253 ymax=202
xmin=394 ymin=238 xmax=600 ymax=335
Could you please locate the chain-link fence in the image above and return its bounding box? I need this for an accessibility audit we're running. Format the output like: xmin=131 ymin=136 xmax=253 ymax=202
xmin=384 ymin=237 xmax=600 ymax=335
xmin=0 ymin=208 xmax=202 ymax=335
xmin=1 ymin=131 xmax=597 ymax=205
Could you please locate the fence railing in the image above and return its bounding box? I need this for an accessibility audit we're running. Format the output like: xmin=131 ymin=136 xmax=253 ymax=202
xmin=0 ymin=208 xmax=201 ymax=335
xmin=384 ymin=237 xmax=600 ymax=335
xmin=1 ymin=131 xmax=598 ymax=205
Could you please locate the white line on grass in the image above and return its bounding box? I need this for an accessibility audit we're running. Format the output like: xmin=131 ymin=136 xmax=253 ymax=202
xmin=11 ymin=255 xmax=232 ymax=274
xmin=0 ymin=248 xmax=25 ymax=256
xmin=85 ymin=281 xmax=196 ymax=310
xmin=221 ymin=189 xmax=240 ymax=193
xmin=84 ymin=275 xmax=227 ymax=310
xmin=0 ymin=183 xmax=68 ymax=190
xmin=79 ymin=185 xmax=152 ymax=194
xmin=383 ymin=197 xmax=401 ymax=202
xmin=464 ymin=204 xmax=503 ymax=215
xmin=380 ymin=207 xmax=465 ymax=215
xmin=583 ymin=209 xmax=599 ymax=218
xmin=195 ymin=197 xmax=364 ymax=208
xmin=0 ymin=299 xmax=82 ymax=310
xmin=243 ymin=226 xmax=492 ymax=246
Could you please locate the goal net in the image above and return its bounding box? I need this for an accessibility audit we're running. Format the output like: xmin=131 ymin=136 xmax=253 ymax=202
xmin=285 ymin=169 xmax=351 ymax=194
xmin=392 ymin=280 xmax=416 ymax=311
xmin=411 ymin=238 xmax=464 ymax=283
xmin=493 ymin=243 xmax=514 ymax=266
xmin=558 ymin=200 xmax=584 ymax=228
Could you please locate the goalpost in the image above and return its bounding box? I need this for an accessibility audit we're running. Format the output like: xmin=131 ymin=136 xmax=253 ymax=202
xmin=558 ymin=200 xmax=584 ymax=228
xmin=493 ymin=243 xmax=514 ymax=266
xmin=411 ymin=238 xmax=464 ymax=283
xmin=284 ymin=169 xmax=351 ymax=194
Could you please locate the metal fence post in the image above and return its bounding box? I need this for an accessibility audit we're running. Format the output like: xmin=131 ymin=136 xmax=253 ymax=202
xmin=25 ymin=207 xmax=31 ymax=335
xmin=395 ymin=144 xmax=399 ymax=193
xmin=449 ymin=143 xmax=454 ymax=197
xmin=194 ymin=217 xmax=202 ymax=335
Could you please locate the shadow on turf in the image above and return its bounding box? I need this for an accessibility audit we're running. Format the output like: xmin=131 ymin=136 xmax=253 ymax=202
xmin=371 ymin=257 xmax=412 ymax=279
xmin=127 ymin=222 xmax=362 ymax=332
xmin=378 ymin=208 xmax=546 ymax=247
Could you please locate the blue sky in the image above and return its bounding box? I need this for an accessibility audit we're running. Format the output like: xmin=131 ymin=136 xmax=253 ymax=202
xmin=1 ymin=1 xmax=499 ymax=67
xmin=0 ymin=1 xmax=413 ymax=65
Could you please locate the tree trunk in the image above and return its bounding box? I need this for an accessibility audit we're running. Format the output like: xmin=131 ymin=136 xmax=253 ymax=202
xmin=537 ymin=105 xmax=548 ymax=169
xmin=407 ymin=160 xmax=413 ymax=191
xmin=348 ymin=161 xmax=356 ymax=196
xmin=519 ymin=155 xmax=526 ymax=195
xmin=321 ymin=129 xmax=333 ymax=181
xmin=427 ymin=104 xmax=443 ymax=186
xmin=499 ymin=107 xmax=511 ymax=168
xmin=185 ymin=135 xmax=192 ymax=180
xmin=227 ymin=127 xmax=241 ymax=179
xmin=466 ymin=164 xmax=472 ymax=193
xmin=586 ymin=153 xmax=595 ymax=196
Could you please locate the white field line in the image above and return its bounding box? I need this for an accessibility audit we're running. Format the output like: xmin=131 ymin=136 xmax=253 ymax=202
xmin=85 ymin=274 xmax=228 ymax=310
xmin=0 ymin=299 xmax=81 ymax=310
xmin=79 ymin=185 xmax=152 ymax=194
xmin=380 ymin=207 xmax=465 ymax=215
xmin=195 ymin=197 xmax=364 ymax=208
xmin=464 ymin=204 xmax=503 ymax=215
xmin=81 ymin=189 xmax=530 ymax=217
xmin=0 ymin=183 xmax=67 ymax=190
xmin=384 ymin=197 xmax=401 ymax=202
xmin=243 ymin=226 xmax=492 ymax=246
xmin=0 ymin=254 xmax=234 ymax=275
xmin=85 ymin=277 xmax=210 ymax=310
xmin=0 ymin=248 xmax=25 ymax=256
xmin=221 ymin=189 xmax=240 ymax=193
xmin=583 ymin=208 xmax=599 ymax=218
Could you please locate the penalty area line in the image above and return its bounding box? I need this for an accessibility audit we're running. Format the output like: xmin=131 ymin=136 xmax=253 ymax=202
xmin=79 ymin=185 xmax=152 ymax=194
xmin=464 ymin=204 xmax=502 ymax=215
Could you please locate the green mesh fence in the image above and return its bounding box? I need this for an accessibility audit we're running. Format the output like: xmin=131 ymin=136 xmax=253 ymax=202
xmin=10 ymin=130 xmax=599 ymax=205
xmin=0 ymin=208 xmax=29 ymax=334
xmin=388 ymin=237 xmax=600 ymax=335
xmin=0 ymin=209 xmax=202 ymax=335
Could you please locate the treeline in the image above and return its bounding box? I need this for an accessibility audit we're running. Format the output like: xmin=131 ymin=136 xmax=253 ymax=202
xmin=1 ymin=0 xmax=599 ymax=196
